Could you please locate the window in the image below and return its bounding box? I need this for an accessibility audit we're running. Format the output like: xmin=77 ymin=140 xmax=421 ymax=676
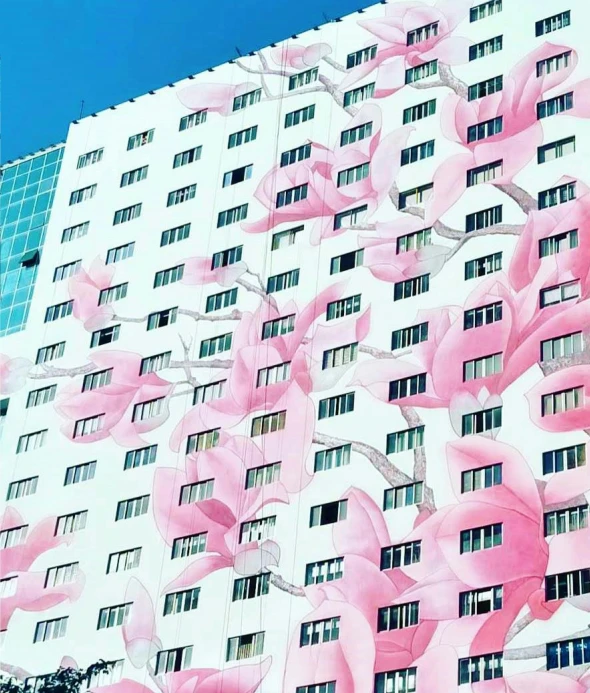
xmin=546 ymin=569 xmax=590 ymax=601
xmin=399 ymin=183 xmax=433 ymax=209
xmin=199 ymin=333 xmax=232 ymax=357
xmin=394 ymin=275 xmax=430 ymax=301
xmin=124 ymin=444 xmax=158 ymax=470
xmin=97 ymin=603 xmax=131 ymax=630
xmin=466 ymin=204 xmax=502 ymax=232
xmin=98 ymin=282 xmax=128 ymax=306
xmin=276 ymin=183 xmax=308 ymax=208
xmin=539 ymin=181 xmax=576 ymax=209
xmin=318 ymin=392 xmax=355 ymax=419
xmin=64 ymin=461 xmax=96 ymax=486
xmin=337 ymin=162 xmax=370 ymax=187
xmin=107 ymin=547 xmax=141 ymax=574
xmin=315 ymin=444 xmax=351 ymax=472
xmin=179 ymin=109 xmax=207 ymax=130
xmin=389 ymin=374 xmax=426 ymax=400
xmin=545 ymin=504 xmax=588 ymax=536
xmin=90 ymin=325 xmax=120 ymax=347
xmin=115 ymin=495 xmax=150 ymax=521
xmin=106 ymin=241 xmax=135 ymax=264
xmin=193 ymin=379 xmax=226 ymax=405
xmin=6 ymin=476 xmax=38 ymax=500
xmin=147 ymin=307 xmax=177 ymax=331
xmin=62 ymin=221 xmax=89 ymax=243
xmin=262 ymin=313 xmax=295 ymax=339
xmin=217 ymin=203 xmax=248 ymax=227
xmin=464 ymin=352 xmax=503 ymax=382
xmin=460 ymin=585 xmax=503 ymax=616
xmin=280 ymin=143 xmax=312 ymax=168
xmin=464 ymin=301 xmax=502 ymax=330
xmin=245 ymin=462 xmax=281 ymax=489
xmin=154 ymin=646 xmax=193 ymax=674
xmin=272 ymin=225 xmax=303 ymax=250
xmin=386 ymin=426 xmax=424 ymax=455
xmin=132 ymin=397 xmax=166 ymax=422
xmin=469 ymin=35 xmax=503 ymax=61
xmin=543 ymin=443 xmax=586 ymax=474
xmin=398 ymin=230 xmax=431 ymax=256
xmin=347 ymin=44 xmax=377 ymax=68
xmin=69 ymin=185 xmax=96 ymax=205
xmin=120 ymin=165 xmax=148 ymax=187
xmin=537 ymin=91 xmax=574 ymax=119
xmin=458 ymin=653 xmax=503 ymax=683
xmin=470 ymin=0 xmax=502 ymax=21
xmin=16 ymin=429 xmax=47 ymax=454
xmin=401 ymin=140 xmax=434 ymax=166
xmin=537 ymin=50 xmax=572 ymax=77
xmin=167 ymin=184 xmax=196 ymax=207
xmin=0 ymin=524 xmax=28 ymax=549
xmin=285 ymin=104 xmax=315 ymax=128
xmin=257 ymin=361 xmax=291 ymax=387
xmin=547 ymin=637 xmax=590 ymax=670
xmin=310 ymin=500 xmax=348 ymax=527
xmin=140 ymin=351 xmax=171 ymax=376
xmin=73 ymin=413 xmax=104 ymax=438
xmin=378 ymin=602 xmax=419 ymax=631
xmin=343 ymin=82 xmax=375 ymax=107
xmin=223 ymin=165 xmax=253 ymax=188
xmin=538 ymin=136 xmax=575 ymax=163
xmin=467 ymin=116 xmax=503 ymax=143
xmin=233 ymin=573 xmax=270 ymax=601
xmin=240 ymin=516 xmax=276 ymax=543
xmin=228 ymin=125 xmax=258 ymax=148
xmin=330 ymin=249 xmax=363 ymax=275
xmin=36 ymin=341 xmax=65 ymax=364
xmin=300 ymin=617 xmax=340 ymax=646
xmin=55 ymin=511 xmax=87 ymax=536
xmin=45 ymin=562 xmax=79 ymax=588
xmin=251 ymin=410 xmax=286 ymax=436
xmin=154 ymin=264 xmax=184 ymax=288
xmin=540 ymin=280 xmax=580 ymax=307
xmin=341 ymin=121 xmax=373 ymax=146
xmin=334 ymin=204 xmax=368 ymax=230
xmin=186 ymin=428 xmax=220 ymax=454
xmin=25 ymin=385 xmax=56 ymax=410
xmin=305 ymin=557 xmax=343 ymax=586
xmin=173 ymin=146 xmax=202 ymax=169
xmin=226 ymin=632 xmax=265 ymax=661
xmin=327 ymin=294 xmax=361 ymax=321
xmin=179 ymin=479 xmax=214 ymax=505
xmin=34 ymin=617 xmax=68 ymax=643
xmin=468 ymin=75 xmax=503 ymax=101
xmin=407 ymin=21 xmax=438 ymax=45
xmin=462 ymin=462 xmax=502 ymax=493
xmin=384 ymin=482 xmax=423 ymax=510
xmin=539 ymin=229 xmax=578 ymax=258
xmin=44 ymin=300 xmax=73 ymax=322
xmin=374 ymin=668 xmax=416 ymax=693
xmin=461 ymin=406 xmax=502 ymax=435
xmin=267 ymin=268 xmax=300 ymax=293
xmin=465 ymin=251 xmax=502 ymax=279
xmin=53 ymin=260 xmax=81 ymax=282
xmin=467 ymin=160 xmax=503 ymax=187
xmin=405 ymin=60 xmax=438 ymax=84
xmin=536 ymin=10 xmax=570 ymax=36
xmin=232 ymin=89 xmax=261 ymax=111
xmin=542 ymin=386 xmax=583 ymax=416
xmin=403 ymin=99 xmax=436 ymax=124
xmin=392 ymin=322 xmax=428 ymax=350
xmin=161 ymin=223 xmax=191 ymax=247
xmin=77 ymin=148 xmax=103 ymax=168
xmin=381 ymin=541 xmax=421 ymax=570
xmin=164 ymin=587 xmax=200 ymax=615
xmin=460 ymin=523 xmax=502 ymax=553
xmin=289 ymin=67 xmax=319 ymax=90
xmin=113 ymin=203 xmax=142 ymax=225
xmin=212 ymin=245 xmax=243 ymax=269
xmin=296 ymin=683 xmax=336 ymax=693
xmin=127 ymin=129 xmax=154 ymax=150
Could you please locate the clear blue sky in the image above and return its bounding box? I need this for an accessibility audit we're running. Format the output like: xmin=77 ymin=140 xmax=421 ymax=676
xmin=1 ymin=0 xmax=368 ymax=164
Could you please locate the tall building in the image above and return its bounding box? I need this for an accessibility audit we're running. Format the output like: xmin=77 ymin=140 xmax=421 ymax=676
xmin=1 ymin=1 xmax=589 ymax=691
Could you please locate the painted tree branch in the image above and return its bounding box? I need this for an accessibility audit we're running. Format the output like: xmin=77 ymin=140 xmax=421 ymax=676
xmin=318 ymin=75 xmax=357 ymax=116
xmin=29 ymin=362 xmax=96 ymax=379
xmin=270 ymin=572 xmax=305 ymax=597
xmin=178 ymin=308 xmax=242 ymax=323
xmin=494 ymin=183 xmax=538 ymax=214
xmin=237 ymin=277 xmax=277 ymax=308
xmin=169 ymin=358 xmax=233 ymax=370
xmin=399 ymin=406 xmax=435 ymax=512
xmin=322 ymin=55 xmax=347 ymax=72
xmin=178 ymin=336 xmax=199 ymax=387
xmin=505 ymin=610 xmax=535 ymax=644
xmin=505 ymin=628 xmax=590 ymax=661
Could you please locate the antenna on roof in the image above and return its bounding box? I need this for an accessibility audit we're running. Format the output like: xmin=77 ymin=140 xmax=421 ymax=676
xmin=322 ymin=11 xmax=330 ymax=22
xmin=235 ymin=46 xmax=243 ymax=57
xmin=79 ymin=100 xmax=85 ymax=119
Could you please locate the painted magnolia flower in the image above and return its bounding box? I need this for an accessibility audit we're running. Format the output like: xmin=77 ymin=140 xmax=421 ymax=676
xmin=69 ymin=257 xmax=117 ymax=332
xmin=270 ymin=42 xmax=331 ymax=69
xmin=0 ymin=354 xmax=32 ymax=394
xmin=182 ymin=255 xmax=247 ymax=287
xmin=526 ymin=365 xmax=590 ymax=432
xmin=177 ymin=81 xmax=260 ymax=117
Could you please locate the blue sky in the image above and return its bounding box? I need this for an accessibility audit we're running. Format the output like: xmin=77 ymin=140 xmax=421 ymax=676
xmin=1 ymin=0 xmax=368 ymax=164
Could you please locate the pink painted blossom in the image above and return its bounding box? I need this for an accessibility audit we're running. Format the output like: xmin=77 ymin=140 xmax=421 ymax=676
xmin=182 ymin=256 xmax=247 ymax=288
xmin=69 ymin=257 xmax=117 ymax=332
xmin=0 ymin=354 xmax=32 ymax=394
xmin=122 ymin=578 xmax=162 ymax=668
xmin=270 ymin=42 xmax=331 ymax=69
xmin=177 ymin=81 xmax=260 ymax=117
xmin=526 ymin=365 xmax=590 ymax=432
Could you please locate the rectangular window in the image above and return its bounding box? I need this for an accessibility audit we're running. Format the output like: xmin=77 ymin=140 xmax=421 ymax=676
xmin=341 ymin=121 xmax=373 ymax=146
xmin=272 ymin=224 xmax=303 ymax=250
xmin=98 ymin=282 xmax=128 ymax=306
xmin=53 ymin=260 xmax=81 ymax=282
xmin=97 ymin=603 xmax=131 ymax=630
xmin=384 ymin=482 xmax=424 ymax=510
xmin=537 ymin=50 xmax=572 ymax=77
xmin=337 ymin=162 xmax=370 ymax=187
xmin=468 ymin=75 xmax=503 ymax=101
xmin=0 ymin=524 xmax=28 ymax=549
xmin=6 ymin=476 xmax=38 ymax=500
xmin=124 ymin=444 xmax=158 ymax=470
xmin=374 ymin=668 xmax=417 ymax=693
xmin=115 ymin=495 xmax=150 ymax=521
xmin=536 ymin=10 xmax=570 ymax=36
xmin=464 ymin=301 xmax=502 ymax=330
xmin=90 ymin=325 xmax=119 ymax=348
xmin=217 ymin=203 xmax=248 ymax=227
xmin=407 ymin=21 xmax=439 ymax=45
xmin=69 ymin=185 xmax=96 ymax=205
xmin=280 ymin=143 xmax=312 ymax=168
xmin=228 ymin=125 xmax=258 ymax=148
xmin=314 ymin=444 xmax=351 ymax=472
xmin=405 ymin=60 xmax=438 ymax=84
xmin=179 ymin=110 xmax=207 ymax=131
xmin=538 ymin=136 xmax=575 ymax=164
xmin=193 ymin=379 xmax=226 ymax=405
xmin=251 ymin=410 xmax=286 ymax=437
xmin=267 ymin=268 xmax=300 ymax=293
xmin=199 ymin=333 xmax=232 ymax=358
xmin=285 ymin=104 xmax=315 ymax=128
xmin=461 ymin=462 xmax=502 ymax=492
xmin=470 ymin=0 xmax=502 ymax=21
xmin=386 ymin=426 xmax=424 ymax=455
xmin=16 ymin=429 xmax=47 ymax=454
xmin=106 ymin=241 xmax=135 ymax=264
xmin=55 ymin=511 xmax=87 ymax=536
xmin=462 ymin=406 xmax=502 ymax=435
xmin=77 ymin=148 xmax=103 ymax=168
xmin=392 ymin=322 xmax=428 ymax=351
xmin=540 ymin=280 xmax=580 ymax=307
xmin=26 ymin=385 xmax=57 ymax=408
xmin=469 ymin=35 xmax=503 ymax=61
xmin=305 ymin=557 xmax=344 ymax=586
xmin=347 ymin=44 xmax=377 ymax=68
xmin=330 ymin=249 xmax=363 ymax=275
xmin=381 ymin=541 xmax=421 ymax=570
xmin=34 ymin=617 xmax=68 ymax=643
xmin=394 ymin=274 xmax=430 ymax=301
xmin=164 ymin=587 xmax=200 ymax=616
xmin=466 ymin=204 xmax=502 ymax=232
xmin=389 ymin=373 xmax=426 ymax=401
xmin=403 ymin=99 xmax=436 ymax=124
xmin=465 ymin=251 xmax=502 ymax=279
xmin=240 ymin=516 xmax=276 ymax=543
xmin=132 ymin=397 xmax=165 ymax=422
xmin=233 ymin=89 xmax=262 ymax=111
xmin=245 ymin=461 xmax=281 ymax=489
xmin=226 ymin=632 xmax=265 ymax=661
xmin=212 ymin=245 xmax=243 ymax=269
xmin=458 ymin=653 xmax=503 ymax=683
xmin=64 ymin=460 xmax=96 ymax=486
xmin=289 ymin=67 xmax=319 ymax=90
xmin=542 ymin=330 xmax=584 ymax=364
xmin=542 ymin=443 xmax=586 ymax=475
xmin=343 ymin=82 xmax=375 ymax=107
xmin=546 ymin=569 xmax=590 ymax=601
xmin=463 ymin=352 xmax=503 ymax=381
xmin=73 ymin=413 xmax=104 ymax=438
xmin=147 ymin=307 xmax=177 ymax=331
xmin=467 ymin=159 xmax=503 ymax=187
xmin=113 ymin=203 xmax=142 ymax=225
xmin=334 ymin=203 xmax=368 ymax=230
xmin=223 ymin=165 xmax=253 ymax=188
xmin=547 ymin=637 xmax=590 ymax=670
xmin=120 ymin=165 xmax=148 ymax=187
xmin=542 ymin=386 xmax=583 ymax=417
xmin=36 ymin=342 xmax=65 ymax=364
xmin=262 ymin=313 xmax=295 ymax=339
xmin=300 ymin=617 xmax=340 ymax=646
xmin=186 ymin=428 xmax=220 ymax=454
xmin=276 ymin=183 xmax=308 ymax=208
xmin=310 ymin=500 xmax=348 ymax=527
xmin=172 ymin=532 xmax=207 ymax=559
xmin=140 ymin=351 xmax=171 ymax=376
xmin=161 ymin=223 xmax=191 ymax=247
xmin=127 ymin=129 xmax=154 ymax=150
xmin=540 ymin=230 xmax=579 ymax=260
xmin=179 ymin=479 xmax=214 ymax=505
xmin=545 ymin=504 xmax=588 ymax=537
xmin=401 ymin=140 xmax=435 ymax=166
xmin=107 ymin=547 xmax=141 ymax=574
xmin=318 ymin=392 xmax=355 ymax=419
xmin=467 ymin=116 xmax=503 ymax=143
xmin=154 ymin=646 xmax=193 ymax=674
xmin=399 ymin=183 xmax=433 ymax=209
xmin=539 ymin=181 xmax=576 ymax=209
xmin=257 ymin=361 xmax=291 ymax=387
xmin=233 ymin=573 xmax=270 ymax=601
xmin=537 ymin=91 xmax=574 ymax=119
xmin=460 ymin=585 xmax=503 ymax=616
xmin=61 ymin=221 xmax=89 ymax=243
xmin=167 ymin=184 xmax=196 ymax=207
xmin=460 ymin=523 xmax=503 ymax=553
xmin=173 ymin=146 xmax=202 ymax=169
xmin=378 ymin=602 xmax=419 ymax=631
xmin=397 ymin=229 xmax=431 ymax=255
xmin=154 ymin=264 xmax=184 ymax=288
xmin=296 ymin=683 xmax=336 ymax=693
xmin=44 ymin=300 xmax=73 ymax=323
xmin=45 ymin=562 xmax=79 ymax=588
xmin=327 ymin=294 xmax=361 ymax=321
